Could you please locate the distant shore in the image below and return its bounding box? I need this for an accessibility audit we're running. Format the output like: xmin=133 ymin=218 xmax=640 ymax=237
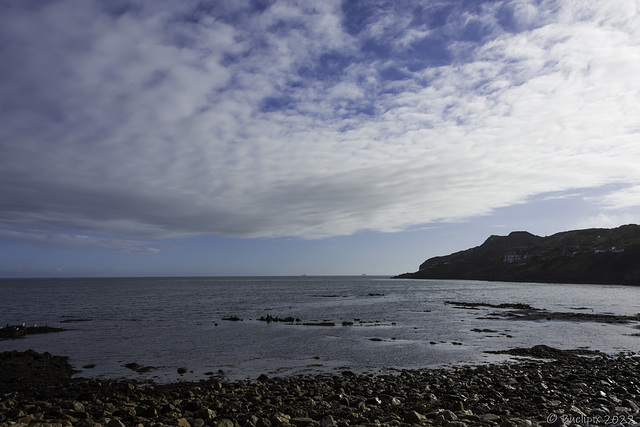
xmin=2 ymin=347 xmax=640 ymax=427
xmin=394 ymin=225 xmax=640 ymax=286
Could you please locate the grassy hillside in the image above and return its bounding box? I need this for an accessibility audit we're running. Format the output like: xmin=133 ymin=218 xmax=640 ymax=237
xmin=395 ymin=224 xmax=640 ymax=285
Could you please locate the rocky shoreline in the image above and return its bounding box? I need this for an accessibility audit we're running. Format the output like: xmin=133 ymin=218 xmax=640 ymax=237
xmin=2 ymin=348 xmax=640 ymax=427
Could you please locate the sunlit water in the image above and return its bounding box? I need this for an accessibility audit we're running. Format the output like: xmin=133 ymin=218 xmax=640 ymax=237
xmin=1 ymin=276 xmax=639 ymax=382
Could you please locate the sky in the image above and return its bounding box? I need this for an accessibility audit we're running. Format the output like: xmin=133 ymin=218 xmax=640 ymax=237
xmin=1 ymin=0 xmax=640 ymax=278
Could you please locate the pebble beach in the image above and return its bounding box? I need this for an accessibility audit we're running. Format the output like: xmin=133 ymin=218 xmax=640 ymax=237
xmin=2 ymin=346 xmax=640 ymax=427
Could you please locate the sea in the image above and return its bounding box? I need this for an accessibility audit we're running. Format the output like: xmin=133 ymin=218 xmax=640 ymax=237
xmin=1 ymin=276 xmax=639 ymax=383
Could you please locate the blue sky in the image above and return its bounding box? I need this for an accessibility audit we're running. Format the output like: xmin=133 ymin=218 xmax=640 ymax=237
xmin=1 ymin=0 xmax=640 ymax=277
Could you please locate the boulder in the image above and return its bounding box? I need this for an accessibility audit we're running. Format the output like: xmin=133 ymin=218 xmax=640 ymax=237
xmin=404 ymin=410 xmax=428 ymax=424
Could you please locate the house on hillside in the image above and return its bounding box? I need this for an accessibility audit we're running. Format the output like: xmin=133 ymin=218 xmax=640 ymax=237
xmin=503 ymin=253 xmax=530 ymax=263
xmin=503 ymin=254 xmax=522 ymax=263
xmin=595 ymin=246 xmax=625 ymax=254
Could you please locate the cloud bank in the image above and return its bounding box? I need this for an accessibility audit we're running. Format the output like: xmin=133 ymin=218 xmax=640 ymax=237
xmin=1 ymin=0 xmax=639 ymax=252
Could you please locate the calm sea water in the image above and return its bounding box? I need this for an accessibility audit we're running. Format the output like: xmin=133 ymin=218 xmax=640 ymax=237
xmin=1 ymin=276 xmax=639 ymax=382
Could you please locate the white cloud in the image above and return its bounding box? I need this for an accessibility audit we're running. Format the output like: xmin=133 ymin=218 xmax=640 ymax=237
xmin=576 ymin=212 xmax=640 ymax=230
xmin=595 ymin=185 xmax=640 ymax=210
xmin=0 ymin=229 xmax=162 ymax=255
xmin=1 ymin=0 xmax=640 ymax=251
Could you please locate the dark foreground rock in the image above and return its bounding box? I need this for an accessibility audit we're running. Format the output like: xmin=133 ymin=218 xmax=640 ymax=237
xmin=0 ymin=350 xmax=78 ymax=395
xmin=2 ymin=349 xmax=640 ymax=426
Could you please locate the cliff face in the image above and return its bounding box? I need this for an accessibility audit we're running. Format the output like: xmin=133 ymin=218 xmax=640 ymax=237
xmin=395 ymin=224 xmax=640 ymax=285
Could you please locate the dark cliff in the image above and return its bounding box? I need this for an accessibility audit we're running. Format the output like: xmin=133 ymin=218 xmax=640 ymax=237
xmin=394 ymin=224 xmax=640 ymax=285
